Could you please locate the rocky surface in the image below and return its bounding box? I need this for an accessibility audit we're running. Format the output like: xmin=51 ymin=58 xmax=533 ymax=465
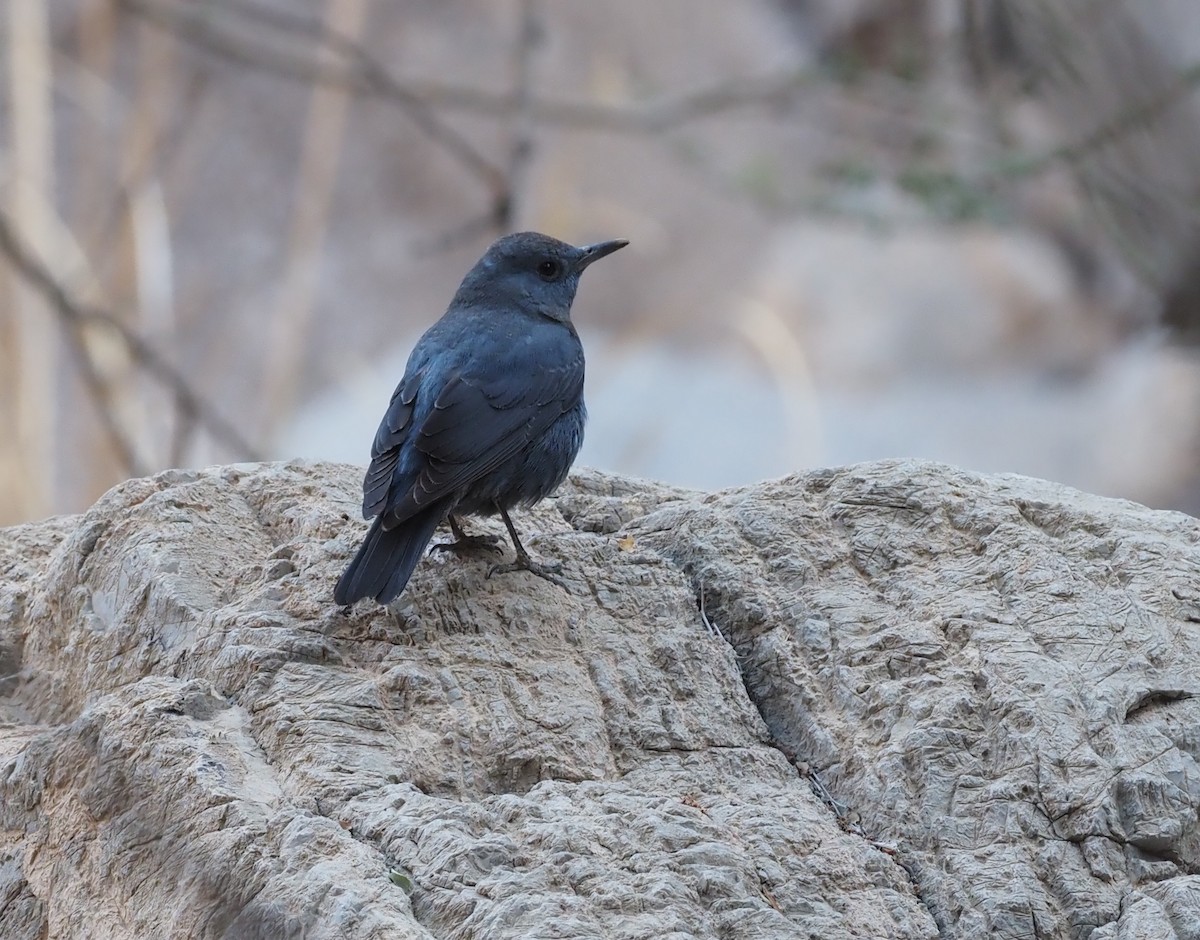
xmin=1 ymin=458 xmax=1199 ymax=938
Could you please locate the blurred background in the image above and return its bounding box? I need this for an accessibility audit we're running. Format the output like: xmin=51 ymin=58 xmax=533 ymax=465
xmin=4 ymin=0 xmax=1200 ymax=525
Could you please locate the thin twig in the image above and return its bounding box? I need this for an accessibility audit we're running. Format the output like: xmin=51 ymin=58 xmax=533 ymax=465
xmin=123 ymin=0 xmax=1200 ymax=189
xmin=989 ymin=61 xmax=1200 ymax=180
xmin=59 ymin=315 xmax=149 ymax=476
xmin=91 ymin=69 xmax=210 ymax=273
xmin=0 ymin=209 xmax=262 ymax=462
xmin=121 ymin=0 xmax=823 ymax=134
xmin=697 ymin=579 xmax=724 ymax=639
xmin=391 ymin=69 xmax=820 ymax=133
xmin=118 ymin=0 xmax=506 ymax=193
xmin=806 ymin=766 xmax=852 ymax=820
xmin=410 ymin=210 xmax=508 ymax=258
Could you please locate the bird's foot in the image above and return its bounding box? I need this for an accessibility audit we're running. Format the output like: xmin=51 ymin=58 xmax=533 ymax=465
xmin=432 ymin=532 xmax=505 ymax=556
xmin=488 ymin=550 xmax=565 ymax=587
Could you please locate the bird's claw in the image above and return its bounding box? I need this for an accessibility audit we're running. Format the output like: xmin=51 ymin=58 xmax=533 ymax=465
xmin=487 ymin=552 xmax=565 ymax=587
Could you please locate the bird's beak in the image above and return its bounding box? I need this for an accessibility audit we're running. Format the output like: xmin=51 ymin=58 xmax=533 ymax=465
xmin=575 ymin=238 xmax=629 ymax=272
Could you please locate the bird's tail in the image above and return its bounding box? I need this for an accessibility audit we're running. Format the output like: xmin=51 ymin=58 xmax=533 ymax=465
xmin=333 ymin=504 xmax=444 ymax=606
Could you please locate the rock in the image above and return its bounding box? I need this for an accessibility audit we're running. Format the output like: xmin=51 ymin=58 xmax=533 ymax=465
xmin=1 ymin=458 xmax=1198 ymax=938
xmin=752 ymin=221 xmax=1110 ymax=383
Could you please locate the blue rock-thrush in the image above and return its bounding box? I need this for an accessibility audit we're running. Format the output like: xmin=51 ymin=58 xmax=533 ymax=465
xmin=334 ymin=231 xmax=628 ymax=606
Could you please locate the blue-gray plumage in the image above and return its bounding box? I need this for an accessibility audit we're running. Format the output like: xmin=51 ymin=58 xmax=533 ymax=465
xmin=334 ymin=231 xmax=628 ymax=606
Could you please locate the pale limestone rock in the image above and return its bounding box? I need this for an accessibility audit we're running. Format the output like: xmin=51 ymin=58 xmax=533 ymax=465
xmin=2 ymin=458 xmax=1198 ymax=938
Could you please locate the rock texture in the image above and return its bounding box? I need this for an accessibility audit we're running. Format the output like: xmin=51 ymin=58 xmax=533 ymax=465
xmin=2 ymin=458 xmax=1199 ymax=939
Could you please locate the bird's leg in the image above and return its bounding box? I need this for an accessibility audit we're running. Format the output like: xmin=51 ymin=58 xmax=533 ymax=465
xmin=431 ymin=514 xmax=505 ymax=555
xmin=487 ymin=506 xmax=565 ymax=585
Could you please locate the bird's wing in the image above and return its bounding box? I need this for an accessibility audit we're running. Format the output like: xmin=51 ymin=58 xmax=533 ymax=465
xmin=382 ymin=348 xmax=583 ymax=526
xmin=361 ymin=369 xmax=424 ymax=518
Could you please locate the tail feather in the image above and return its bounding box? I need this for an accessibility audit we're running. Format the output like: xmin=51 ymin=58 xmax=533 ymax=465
xmin=334 ymin=505 xmax=444 ymax=606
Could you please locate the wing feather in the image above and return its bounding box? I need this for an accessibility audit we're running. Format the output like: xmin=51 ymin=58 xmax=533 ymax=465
xmin=362 ymin=369 xmax=423 ymax=518
xmin=362 ymin=323 xmax=584 ymax=529
xmin=384 ymin=354 xmax=582 ymax=524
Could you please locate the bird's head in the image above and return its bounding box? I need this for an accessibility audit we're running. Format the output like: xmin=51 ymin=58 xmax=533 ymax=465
xmin=455 ymin=231 xmax=628 ymax=322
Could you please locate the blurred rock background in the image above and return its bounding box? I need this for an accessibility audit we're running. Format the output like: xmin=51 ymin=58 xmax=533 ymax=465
xmin=4 ymin=0 xmax=1200 ymax=524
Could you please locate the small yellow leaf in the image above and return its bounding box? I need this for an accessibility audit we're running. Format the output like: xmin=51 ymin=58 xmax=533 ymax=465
xmin=616 ymin=535 xmax=636 ymax=552
xmin=389 ymin=870 xmax=414 ymax=893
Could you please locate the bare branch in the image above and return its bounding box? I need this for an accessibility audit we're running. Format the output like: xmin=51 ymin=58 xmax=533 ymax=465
xmin=410 ymin=210 xmax=512 ymax=258
xmin=120 ymin=0 xmax=821 ymax=133
xmin=117 ymin=0 xmax=507 ymax=194
xmin=996 ymin=60 xmax=1200 ymax=179
xmin=58 ymin=315 xmax=150 ymax=478
xmin=121 ymin=0 xmax=1200 ymax=191
xmin=0 ymin=209 xmax=263 ymax=464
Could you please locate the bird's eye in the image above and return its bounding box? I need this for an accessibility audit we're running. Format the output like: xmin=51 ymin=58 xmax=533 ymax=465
xmin=536 ymin=259 xmax=561 ymax=281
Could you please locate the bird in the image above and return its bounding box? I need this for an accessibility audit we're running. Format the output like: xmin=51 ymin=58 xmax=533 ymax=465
xmin=334 ymin=231 xmax=628 ymax=607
